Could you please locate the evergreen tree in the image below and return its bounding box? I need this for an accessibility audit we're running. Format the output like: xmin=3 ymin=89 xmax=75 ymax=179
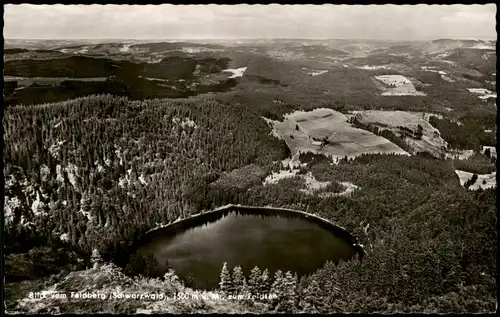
xmin=248 ymin=266 xmax=262 ymax=295
xmin=232 ymin=265 xmax=245 ymax=295
xmin=278 ymin=271 xmax=298 ymax=312
xmin=259 ymin=268 xmax=271 ymax=295
xmin=270 ymin=270 xmax=285 ymax=310
xmin=219 ymin=262 xmax=232 ymax=296
xmin=300 ymin=278 xmax=323 ymax=313
xmin=90 ymin=248 xmax=102 ymax=269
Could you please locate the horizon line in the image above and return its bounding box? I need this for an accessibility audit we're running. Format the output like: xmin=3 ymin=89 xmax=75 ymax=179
xmin=5 ymin=37 xmax=496 ymax=41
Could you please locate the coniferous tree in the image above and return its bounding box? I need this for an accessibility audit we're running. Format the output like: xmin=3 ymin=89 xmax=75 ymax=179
xmin=270 ymin=270 xmax=285 ymax=310
xmin=90 ymin=248 xmax=103 ymax=269
xmin=300 ymin=278 xmax=323 ymax=313
xmin=219 ymin=262 xmax=233 ymax=296
xmin=277 ymin=271 xmax=298 ymax=312
xmin=248 ymin=266 xmax=262 ymax=295
xmin=232 ymin=265 xmax=245 ymax=295
xmin=259 ymin=268 xmax=271 ymax=295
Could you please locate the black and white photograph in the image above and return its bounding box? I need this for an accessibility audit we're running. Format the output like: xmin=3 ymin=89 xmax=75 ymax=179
xmin=2 ymin=3 xmax=497 ymax=314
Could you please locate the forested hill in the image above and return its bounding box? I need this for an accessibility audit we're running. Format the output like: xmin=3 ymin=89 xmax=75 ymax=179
xmin=3 ymin=94 xmax=290 ymax=260
xmin=4 ymin=94 xmax=497 ymax=313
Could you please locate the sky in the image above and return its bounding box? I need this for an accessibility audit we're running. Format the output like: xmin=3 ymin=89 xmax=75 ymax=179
xmin=3 ymin=4 xmax=497 ymax=40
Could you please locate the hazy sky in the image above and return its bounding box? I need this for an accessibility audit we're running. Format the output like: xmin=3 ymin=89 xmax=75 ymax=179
xmin=4 ymin=4 xmax=497 ymax=40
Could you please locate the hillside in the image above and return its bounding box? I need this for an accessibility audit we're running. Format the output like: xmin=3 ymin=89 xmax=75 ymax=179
xmin=4 ymin=93 xmax=496 ymax=313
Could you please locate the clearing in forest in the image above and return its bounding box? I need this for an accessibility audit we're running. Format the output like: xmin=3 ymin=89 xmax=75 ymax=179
xmin=352 ymin=110 xmax=448 ymax=156
xmin=467 ymin=88 xmax=497 ymax=100
xmin=373 ymin=74 xmax=426 ymax=96
xmin=302 ymin=67 xmax=329 ymax=76
xmin=264 ymin=108 xmax=409 ymax=161
xmin=455 ymin=170 xmax=496 ymax=190
xmin=482 ymin=146 xmax=497 ymax=159
xmin=263 ymin=169 xmax=359 ymax=197
xmin=222 ymin=67 xmax=247 ymax=78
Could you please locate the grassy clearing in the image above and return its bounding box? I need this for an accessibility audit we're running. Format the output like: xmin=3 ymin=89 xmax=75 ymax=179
xmin=374 ymin=75 xmax=426 ymax=96
xmin=263 ymin=166 xmax=357 ymax=197
xmin=266 ymin=108 xmax=408 ymax=161
xmin=454 ymin=170 xmax=496 ymax=190
xmin=222 ymin=67 xmax=248 ymax=78
xmin=467 ymin=88 xmax=497 ymax=100
xmin=353 ymin=110 xmax=448 ymax=156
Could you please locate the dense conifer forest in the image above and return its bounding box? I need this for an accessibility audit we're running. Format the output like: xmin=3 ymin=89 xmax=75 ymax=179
xmin=4 ymin=94 xmax=496 ymax=313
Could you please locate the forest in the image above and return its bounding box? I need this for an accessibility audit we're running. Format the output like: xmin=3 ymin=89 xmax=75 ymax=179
xmin=3 ymin=56 xmax=236 ymax=106
xmin=3 ymin=94 xmax=496 ymax=313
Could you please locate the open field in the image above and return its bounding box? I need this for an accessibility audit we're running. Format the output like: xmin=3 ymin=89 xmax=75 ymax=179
xmin=455 ymin=170 xmax=496 ymax=190
xmin=265 ymin=108 xmax=409 ymax=161
xmin=263 ymin=168 xmax=359 ymax=197
xmin=373 ymin=75 xmax=426 ymax=96
xmin=352 ymin=110 xmax=448 ymax=156
xmin=467 ymin=88 xmax=497 ymax=100
xmin=222 ymin=67 xmax=247 ymax=78
xmin=302 ymin=67 xmax=329 ymax=76
xmin=482 ymin=146 xmax=497 ymax=159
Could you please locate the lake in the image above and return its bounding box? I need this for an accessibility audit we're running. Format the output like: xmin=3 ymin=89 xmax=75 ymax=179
xmin=131 ymin=205 xmax=360 ymax=290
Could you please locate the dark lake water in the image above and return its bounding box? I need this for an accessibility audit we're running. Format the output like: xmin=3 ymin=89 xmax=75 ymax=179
xmin=133 ymin=206 xmax=358 ymax=290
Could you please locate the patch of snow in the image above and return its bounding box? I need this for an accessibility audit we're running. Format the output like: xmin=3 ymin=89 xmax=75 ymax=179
xmin=222 ymin=67 xmax=247 ymax=78
xmin=56 ymin=165 xmax=65 ymax=183
xmin=467 ymin=88 xmax=497 ymax=100
xmin=421 ymin=66 xmax=447 ymax=75
xmin=439 ymin=59 xmax=457 ymax=65
xmin=363 ymin=222 xmax=370 ymax=235
xmin=114 ymin=145 xmax=124 ymax=166
xmin=482 ymin=146 xmax=497 ymax=159
xmin=48 ymin=143 xmax=61 ymax=159
xmin=60 ymin=233 xmax=69 ymax=242
xmin=455 ymin=170 xmax=496 ymax=190
xmin=441 ymin=74 xmax=455 ymax=82
xmin=299 ymin=172 xmax=330 ymax=194
xmin=104 ymin=158 xmax=112 ymax=167
xmin=443 ymin=146 xmax=475 ymax=160
xmin=358 ymin=65 xmax=390 ymax=70
xmin=4 ymin=196 xmax=21 ymax=225
xmin=5 ymin=174 xmax=16 ymax=189
xmin=139 ymin=174 xmax=148 ymax=185
xmin=76 ymin=46 xmax=89 ymax=54
xmin=263 ymin=169 xmax=299 ymax=185
xmin=40 ymin=165 xmax=50 ymax=182
xmin=136 ymin=309 xmax=153 ymax=314
xmin=375 ymin=75 xmax=411 ymax=87
xmin=302 ymin=67 xmax=328 ymax=76
xmin=79 ymin=195 xmax=92 ymax=221
xmin=470 ymin=44 xmax=495 ymax=50
xmin=96 ymin=162 xmax=105 ymax=173
xmin=66 ymin=163 xmax=80 ymax=190
xmin=119 ymin=44 xmax=131 ymax=53
xmin=281 ymin=158 xmax=291 ymax=168
xmin=118 ymin=177 xmax=128 ymax=189
xmin=31 ymin=191 xmax=45 ymax=216
xmin=172 ymin=116 xmax=197 ymax=129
